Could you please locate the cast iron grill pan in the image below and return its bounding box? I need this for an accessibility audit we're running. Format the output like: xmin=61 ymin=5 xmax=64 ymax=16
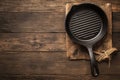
xmin=65 ymin=3 xmax=108 ymax=77
xmin=70 ymin=9 xmax=102 ymax=40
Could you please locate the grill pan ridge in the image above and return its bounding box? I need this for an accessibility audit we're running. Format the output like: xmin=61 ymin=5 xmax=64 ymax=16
xmin=69 ymin=9 xmax=102 ymax=40
xmin=65 ymin=3 xmax=108 ymax=77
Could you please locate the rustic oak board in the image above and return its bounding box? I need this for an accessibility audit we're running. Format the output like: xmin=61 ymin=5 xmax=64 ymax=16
xmin=113 ymin=32 xmax=120 ymax=49
xmin=0 ymin=12 xmax=119 ymax=33
xmin=113 ymin=12 xmax=120 ymax=32
xmin=0 ymin=75 xmax=120 ymax=80
xmin=0 ymin=33 xmax=66 ymax=51
xmin=0 ymin=33 xmax=120 ymax=51
xmin=0 ymin=0 xmax=119 ymax=80
xmin=0 ymin=0 xmax=65 ymax=12
xmin=0 ymin=12 xmax=65 ymax=33
xmin=0 ymin=52 xmax=119 ymax=75
xmin=0 ymin=0 xmax=119 ymax=12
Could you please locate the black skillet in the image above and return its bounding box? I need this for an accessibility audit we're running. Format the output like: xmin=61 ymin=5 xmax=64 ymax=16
xmin=65 ymin=3 xmax=108 ymax=77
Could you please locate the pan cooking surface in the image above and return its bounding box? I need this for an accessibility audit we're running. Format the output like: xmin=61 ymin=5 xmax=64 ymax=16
xmin=69 ymin=9 xmax=103 ymax=40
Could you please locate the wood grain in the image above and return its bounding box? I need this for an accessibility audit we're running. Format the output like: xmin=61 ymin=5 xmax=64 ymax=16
xmin=0 ymin=12 xmax=65 ymax=32
xmin=0 ymin=32 xmax=119 ymax=51
xmin=113 ymin=12 xmax=120 ymax=32
xmin=0 ymin=12 xmax=119 ymax=33
xmin=0 ymin=75 xmax=120 ymax=80
xmin=0 ymin=51 xmax=119 ymax=75
xmin=0 ymin=0 xmax=65 ymax=12
xmin=113 ymin=32 xmax=120 ymax=49
xmin=0 ymin=0 xmax=119 ymax=79
xmin=0 ymin=0 xmax=119 ymax=12
xmin=0 ymin=33 xmax=66 ymax=51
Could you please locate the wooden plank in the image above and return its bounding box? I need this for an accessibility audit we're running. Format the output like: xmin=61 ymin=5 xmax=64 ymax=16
xmin=67 ymin=0 xmax=120 ymax=12
xmin=0 ymin=12 xmax=65 ymax=32
xmin=113 ymin=12 xmax=120 ymax=32
xmin=113 ymin=32 xmax=120 ymax=49
xmin=0 ymin=75 xmax=120 ymax=80
xmin=0 ymin=0 xmax=119 ymax=12
xmin=0 ymin=32 xmax=119 ymax=51
xmin=0 ymin=33 xmax=66 ymax=51
xmin=0 ymin=51 xmax=119 ymax=75
xmin=0 ymin=12 xmax=119 ymax=33
xmin=0 ymin=0 xmax=65 ymax=12
xmin=0 ymin=52 xmax=67 ymax=62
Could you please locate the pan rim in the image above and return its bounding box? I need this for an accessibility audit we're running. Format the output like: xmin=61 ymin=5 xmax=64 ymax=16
xmin=65 ymin=3 xmax=108 ymax=46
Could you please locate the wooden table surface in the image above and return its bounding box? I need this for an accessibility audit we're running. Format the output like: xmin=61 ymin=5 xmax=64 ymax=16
xmin=0 ymin=0 xmax=120 ymax=80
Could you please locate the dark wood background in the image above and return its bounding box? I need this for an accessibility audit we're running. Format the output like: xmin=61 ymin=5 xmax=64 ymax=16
xmin=0 ymin=0 xmax=120 ymax=80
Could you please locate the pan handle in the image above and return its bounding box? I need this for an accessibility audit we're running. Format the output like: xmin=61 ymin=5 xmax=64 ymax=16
xmin=87 ymin=46 xmax=99 ymax=77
